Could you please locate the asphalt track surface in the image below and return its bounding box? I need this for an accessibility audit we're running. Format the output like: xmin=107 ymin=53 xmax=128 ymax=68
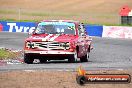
xmin=0 ymin=32 xmax=132 ymax=71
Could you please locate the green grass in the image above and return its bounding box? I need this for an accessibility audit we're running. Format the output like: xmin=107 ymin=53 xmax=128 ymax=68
xmin=0 ymin=49 xmax=10 ymax=59
xmin=0 ymin=10 xmax=17 ymax=14
xmin=0 ymin=9 xmax=132 ymax=26
xmin=0 ymin=18 xmax=132 ymax=26
xmin=0 ymin=9 xmax=77 ymax=17
xmin=0 ymin=49 xmax=17 ymax=60
xmin=0 ymin=18 xmax=39 ymax=22
xmin=22 ymin=12 xmax=77 ymax=17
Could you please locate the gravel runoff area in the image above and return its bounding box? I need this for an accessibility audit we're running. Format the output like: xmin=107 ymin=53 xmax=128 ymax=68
xmin=0 ymin=70 xmax=132 ymax=88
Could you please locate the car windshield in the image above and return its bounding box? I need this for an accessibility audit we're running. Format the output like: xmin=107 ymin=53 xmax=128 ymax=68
xmin=35 ymin=22 xmax=75 ymax=35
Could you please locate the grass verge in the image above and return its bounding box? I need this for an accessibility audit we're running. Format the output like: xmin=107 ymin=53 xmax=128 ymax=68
xmin=0 ymin=18 xmax=131 ymax=26
xmin=0 ymin=49 xmax=18 ymax=60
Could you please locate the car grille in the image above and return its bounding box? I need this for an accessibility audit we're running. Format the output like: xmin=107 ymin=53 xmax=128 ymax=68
xmin=35 ymin=42 xmax=70 ymax=50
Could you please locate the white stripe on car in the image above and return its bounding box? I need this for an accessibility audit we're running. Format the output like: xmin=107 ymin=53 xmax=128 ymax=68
xmin=42 ymin=34 xmax=53 ymax=41
xmin=49 ymin=35 xmax=59 ymax=41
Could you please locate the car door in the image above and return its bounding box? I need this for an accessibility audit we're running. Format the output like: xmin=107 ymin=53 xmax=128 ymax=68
xmin=77 ymin=23 xmax=87 ymax=57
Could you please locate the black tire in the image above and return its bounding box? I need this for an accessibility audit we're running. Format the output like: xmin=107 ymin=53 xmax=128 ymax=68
xmin=68 ymin=55 xmax=76 ymax=63
xmin=24 ymin=54 xmax=34 ymax=64
xmin=68 ymin=50 xmax=79 ymax=63
xmin=80 ymin=52 xmax=89 ymax=62
xmin=39 ymin=58 xmax=47 ymax=63
xmin=76 ymin=75 xmax=86 ymax=85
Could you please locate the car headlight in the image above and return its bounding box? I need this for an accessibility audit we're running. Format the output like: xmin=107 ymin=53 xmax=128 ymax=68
xmin=60 ymin=42 xmax=70 ymax=50
xmin=26 ymin=42 xmax=36 ymax=49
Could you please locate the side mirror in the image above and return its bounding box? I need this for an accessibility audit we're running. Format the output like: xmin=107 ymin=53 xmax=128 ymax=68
xmin=81 ymin=33 xmax=85 ymax=36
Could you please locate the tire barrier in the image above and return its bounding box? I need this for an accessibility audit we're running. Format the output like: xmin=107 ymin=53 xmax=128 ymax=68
xmin=0 ymin=21 xmax=36 ymax=33
xmin=0 ymin=21 xmax=132 ymax=39
xmin=85 ymin=25 xmax=103 ymax=37
xmin=102 ymin=26 xmax=132 ymax=39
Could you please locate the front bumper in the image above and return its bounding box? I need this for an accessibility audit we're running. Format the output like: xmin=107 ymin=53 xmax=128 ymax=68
xmin=24 ymin=50 xmax=75 ymax=54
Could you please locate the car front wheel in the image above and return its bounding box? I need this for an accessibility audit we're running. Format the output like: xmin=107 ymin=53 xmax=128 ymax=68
xmin=68 ymin=51 xmax=78 ymax=63
xmin=24 ymin=54 xmax=34 ymax=64
xmin=39 ymin=58 xmax=47 ymax=63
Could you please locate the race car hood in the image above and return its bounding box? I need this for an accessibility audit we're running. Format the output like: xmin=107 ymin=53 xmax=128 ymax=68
xmin=26 ymin=34 xmax=78 ymax=42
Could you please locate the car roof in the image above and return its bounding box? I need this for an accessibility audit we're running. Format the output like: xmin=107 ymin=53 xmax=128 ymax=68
xmin=41 ymin=20 xmax=79 ymax=23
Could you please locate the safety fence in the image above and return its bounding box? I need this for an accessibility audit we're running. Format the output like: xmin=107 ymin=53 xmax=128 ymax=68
xmin=0 ymin=21 xmax=132 ymax=39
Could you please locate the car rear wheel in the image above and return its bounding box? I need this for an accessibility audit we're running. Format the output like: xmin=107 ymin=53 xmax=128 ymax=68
xmin=80 ymin=52 xmax=89 ymax=62
xmin=24 ymin=54 xmax=34 ymax=64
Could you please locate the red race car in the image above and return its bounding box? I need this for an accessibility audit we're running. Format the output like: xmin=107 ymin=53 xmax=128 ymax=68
xmin=24 ymin=20 xmax=92 ymax=64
